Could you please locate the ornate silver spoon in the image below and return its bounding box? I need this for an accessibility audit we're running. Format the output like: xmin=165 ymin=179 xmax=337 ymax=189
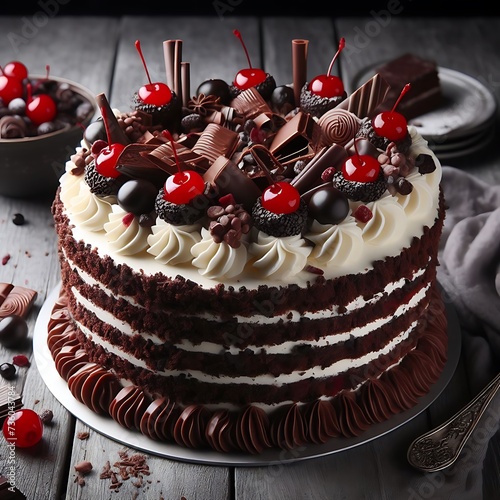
xmin=407 ymin=371 xmax=500 ymax=472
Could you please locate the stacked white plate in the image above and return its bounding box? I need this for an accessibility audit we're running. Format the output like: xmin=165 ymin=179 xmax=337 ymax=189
xmin=351 ymin=66 xmax=498 ymax=161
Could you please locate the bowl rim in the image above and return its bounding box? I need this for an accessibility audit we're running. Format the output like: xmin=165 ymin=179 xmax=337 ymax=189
xmin=0 ymin=73 xmax=98 ymax=144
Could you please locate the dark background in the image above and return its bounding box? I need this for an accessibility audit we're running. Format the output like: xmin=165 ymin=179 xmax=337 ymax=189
xmin=0 ymin=1 xmax=496 ymax=18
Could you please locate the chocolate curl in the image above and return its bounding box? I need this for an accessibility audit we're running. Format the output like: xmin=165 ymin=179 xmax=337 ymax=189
xmin=292 ymin=39 xmax=308 ymax=107
xmin=181 ymin=61 xmax=190 ymax=108
xmin=163 ymin=39 xmax=183 ymax=101
xmin=95 ymin=93 xmax=130 ymax=145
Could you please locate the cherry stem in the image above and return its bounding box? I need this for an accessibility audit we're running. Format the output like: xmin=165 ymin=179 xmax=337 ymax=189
xmin=45 ymin=65 xmax=50 ymax=80
xmin=326 ymin=37 xmax=345 ymax=77
xmin=0 ymin=66 xmax=4 ymax=76
xmin=26 ymin=82 xmax=32 ymax=102
xmin=135 ymin=39 xmax=153 ymax=85
xmin=233 ymin=29 xmax=253 ymax=69
xmin=162 ymin=130 xmax=182 ymax=174
xmin=391 ymin=83 xmax=411 ymax=113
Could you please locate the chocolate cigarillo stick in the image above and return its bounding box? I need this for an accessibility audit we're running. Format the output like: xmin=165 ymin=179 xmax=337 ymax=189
xmin=292 ymin=39 xmax=308 ymax=107
xmin=163 ymin=40 xmax=176 ymax=91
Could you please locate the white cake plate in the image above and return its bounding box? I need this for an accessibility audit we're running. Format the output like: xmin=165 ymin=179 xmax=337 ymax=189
xmin=33 ymin=283 xmax=461 ymax=466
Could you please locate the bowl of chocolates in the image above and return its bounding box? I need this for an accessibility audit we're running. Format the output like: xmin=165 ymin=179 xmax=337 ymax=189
xmin=0 ymin=61 xmax=97 ymax=198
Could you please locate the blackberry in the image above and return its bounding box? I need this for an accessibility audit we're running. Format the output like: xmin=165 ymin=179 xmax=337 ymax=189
xmin=154 ymin=189 xmax=208 ymax=225
xmin=331 ymin=170 xmax=387 ymax=203
xmin=252 ymin=198 xmax=308 ymax=237
xmin=84 ymin=160 xmax=122 ymax=196
xmin=299 ymin=83 xmax=346 ymax=118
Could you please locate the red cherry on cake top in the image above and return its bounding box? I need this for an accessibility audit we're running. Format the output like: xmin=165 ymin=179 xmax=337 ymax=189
xmin=232 ymin=29 xmax=267 ymax=91
xmin=3 ymin=61 xmax=28 ymax=81
xmin=25 ymin=82 xmax=57 ymax=125
xmin=372 ymin=83 xmax=411 ymax=141
xmin=0 ymin=66 xmax=24 ymax=105
xmin=308 ymin=37 xmax=346 ymax=98
xmin=342 ymin=139 xmax=381 ymax=183
xmin=135 ymin=39 xmax=172 ymax=107
xmin=162 ymin=130 xmax=205 ymax=205
xmin=262 ymin=181 xmax=301 ymax=214
xmin=95 ymin=102 xmax=124 ymax=178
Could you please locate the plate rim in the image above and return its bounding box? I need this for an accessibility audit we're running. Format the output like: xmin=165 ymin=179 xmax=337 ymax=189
xmin=33 ymin=283 xmax=461 ymax=467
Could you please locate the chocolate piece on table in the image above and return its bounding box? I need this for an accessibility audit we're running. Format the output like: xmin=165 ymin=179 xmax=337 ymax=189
xmin=0 ymin=383 xmax=23 ymax=420
xmin=0 ymin=283 xmax=37 ymax=320
xmin=0 ymin=475 xmax=27 ymax=499
xmin=270 ymin=111 xmax=322 ymax=164
xmin=337 ymin=74 xmax=390 ymax=119
xmin=203 ymin=156 xmax=261 ymax=211
xmin=291 ymin=144 xmax=348 ymax=195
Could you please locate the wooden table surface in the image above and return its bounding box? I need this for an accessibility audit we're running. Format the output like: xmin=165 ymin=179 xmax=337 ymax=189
xmin=1 ymin=14 xmax=499 ymax=500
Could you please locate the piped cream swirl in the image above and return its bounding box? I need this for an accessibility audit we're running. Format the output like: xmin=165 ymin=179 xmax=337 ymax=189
xmin=103 ymin=206 xmax=150 ymax=255
xmin=191 ymin=228 xmax=248 ymax=279
xmin=68 ymin=182 xmax=114 ymax=232
xmin=305 ymin=216 xmax=364 ymax=269
xmin=361 ymin=196 xmax=407 ymax=246
xmin=147 ymin=219 xmax=202 ymax=265
xmin=249 ymin=231 xmax=312 ymax=279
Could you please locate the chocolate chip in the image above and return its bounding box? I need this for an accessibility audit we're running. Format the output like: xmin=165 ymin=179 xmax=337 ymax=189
xmin=12 ymin=213 xmax=25 ymax=226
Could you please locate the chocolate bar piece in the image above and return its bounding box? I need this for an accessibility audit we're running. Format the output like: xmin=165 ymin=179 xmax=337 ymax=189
xmin=0 ymin=283 xmax=37 ymax=320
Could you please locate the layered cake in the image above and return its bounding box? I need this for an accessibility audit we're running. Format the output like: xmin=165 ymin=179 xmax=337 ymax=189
xmin=49 ymin=38 xmax=447 ymax=454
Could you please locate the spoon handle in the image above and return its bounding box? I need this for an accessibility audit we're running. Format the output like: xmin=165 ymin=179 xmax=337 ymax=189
xmin=407 ymin=371 xmax=500 ymax=472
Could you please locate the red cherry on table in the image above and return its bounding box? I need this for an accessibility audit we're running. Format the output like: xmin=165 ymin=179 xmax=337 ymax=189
xmin=95 ymin=143 xmax=125 ymax=178
xmin=135 ymin=40 xmax=172 ymax=106
xmin=163 ymin=170 xmax=205 ymax=205
xmin=342 ymin=154 xmax=381 ymax=183
xmin=372 ymin=83 xmax=411 ymax=141
xmin=262 ymin=181 xmax=301 ymax=214
xmin=3 ymin=408 xmax=43 ymax=448
xmin=232 ymin=29 xmax=267 ymax=90
xmin=308 ymin=37 xmax=346 ymax=98
xmin=26 ymin=93 xmax=57 ymax=125
xmin=3 ymin=61 xmax=28 ymax=81
xmin=0 ymin=74 xmax=23 ymax=105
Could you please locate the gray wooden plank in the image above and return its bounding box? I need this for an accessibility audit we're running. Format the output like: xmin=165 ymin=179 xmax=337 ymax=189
xmin=261 ymin=17 xmax=337 ymax=87
xmin=65 ymin=420 xmax=231 ymax=500
xmin=110 ymin=16 xmax=261 ymax=110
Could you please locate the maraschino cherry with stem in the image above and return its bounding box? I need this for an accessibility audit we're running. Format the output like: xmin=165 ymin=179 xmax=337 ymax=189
xmin=95 ymin=104 xmax=125 ymax=179
xmin=308 ymin=37 xmax=346 ymax=98
xmin=342 ymin=138 xmax=381 ymax=183
xmin=135 ymin=39 xmax=172 ymax=107
xmin=372 ymin=83 xmax=411 ymax=142
xmin=0 ymin=65 xmax=24 ymax=105
xmin=162 ymin=130 xmax=205 ymax=205
xmin=232 ymin=29 xmax=267 ymax=91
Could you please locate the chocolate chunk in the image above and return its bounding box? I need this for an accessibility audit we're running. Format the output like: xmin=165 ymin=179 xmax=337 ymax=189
xmin=0 ymin=284 xmax=37 ymax=320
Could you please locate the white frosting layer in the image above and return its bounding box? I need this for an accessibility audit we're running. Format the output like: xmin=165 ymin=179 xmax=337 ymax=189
xmin=58 ymin=126 xmax=441 ymax=289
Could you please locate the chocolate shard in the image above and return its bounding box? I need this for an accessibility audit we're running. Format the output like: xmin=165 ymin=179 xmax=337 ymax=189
xmin=270 ymin=111 xmax=322 ymax=164
xmin=203 ymin=156 xmax=261 ymax=211
xmin=147 ymin=142 xmax=209 ymax=175
xmin=291 ymin=144 xmax=348 ymax=195
xmin=192 ymin=123 xmax=239 ymax=165
xmin=95 ymin=93 xmax=131 ymax=145
xmin=230 ymin=87 xmax=273 ymax=120
xmin=0 ymin=283 xmax=37 ymax=319
xmin=337 ymin=74 xmax=390 ymax=118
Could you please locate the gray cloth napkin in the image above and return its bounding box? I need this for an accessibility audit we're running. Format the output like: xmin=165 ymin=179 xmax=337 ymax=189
xmin=438 ymin=166 xmax=500 ymax=390
xmin=409 ymin=166 xmax=500 ymax=499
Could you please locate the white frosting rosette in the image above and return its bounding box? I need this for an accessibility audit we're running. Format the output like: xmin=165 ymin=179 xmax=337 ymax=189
xmin=67 ymin=182 xmax=114 ymax=232
xmin=103 ymin=206 xmax=150 ymax=255
xmin=191 ymin=227 xmax=248 ymax=279
xmin=147 ymin=219 xmax=202 ymax=265
xmin=305 ymin=216 xmax=364 ymax=269
xmin=249 ymin=231 xmax=312 ymax=279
